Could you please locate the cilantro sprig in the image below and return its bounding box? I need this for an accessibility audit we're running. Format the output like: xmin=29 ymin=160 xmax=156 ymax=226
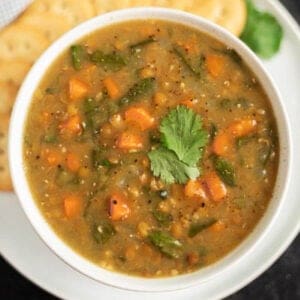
xmin=148 ymin=106 xmax=208 ymax=184
xmin=241 ymin=0 xmax=283 ymax=59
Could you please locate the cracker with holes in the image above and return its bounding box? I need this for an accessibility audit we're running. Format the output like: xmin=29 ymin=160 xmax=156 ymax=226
xmin=93 ymin=0 xmax=246 ymax=36
xmin=0 ymin=116 xmax=12 ymax=191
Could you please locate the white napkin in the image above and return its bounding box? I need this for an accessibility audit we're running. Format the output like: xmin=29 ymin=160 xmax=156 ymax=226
xmin=0 ymin=0 xmax=32 ymax=29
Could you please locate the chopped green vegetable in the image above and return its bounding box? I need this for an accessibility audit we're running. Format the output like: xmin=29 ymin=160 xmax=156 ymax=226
xmin=45 ymin=87 xmax=59 ymax=94
xmin=90 ymin=50 xmax=126 ymax=71
xmin=148 ymin=230 xmax=182 ymax=258
xmin=43 ymin=134 xmax=57 ymax=143
xmin=92 ymin=222 xmax=116 ymax=244
xmin=160 ymin=105 xmax=208 ymax=166
xmin=236 ymin=135 xmax=256 ymax=149
xmin=56 ymin=169 xmax=78 ymax=186
xmin=214 ymin=157 xmax=236 ymax=187
xmin=258 ymin=143 xmax=272 ymax=166
xmin=212 ymin=48 xmax=242 ymax=65
xmin=210 ymin=123 xmax=218 ymax=140
xmin=130 ymin=37 xmax=156 ymax=52
xmin=188 ymin=218 xmax=217 ymax=237
xmin=153 ymin=210 xmax=173 ymax=226
xmin=240 ymin=0 xmax=283 ymax=59
xmin=148 ymin=147 xmax=200 ymax=184
xmin=173 ymin=46 xmax=205 ymax=78
xmin=119 ymin=77 xmax=156 ymax=105
xmin=91 ymin=148 xmax=109 ymax=170
xmin=70 ymin=45 xmax=84 ymax=70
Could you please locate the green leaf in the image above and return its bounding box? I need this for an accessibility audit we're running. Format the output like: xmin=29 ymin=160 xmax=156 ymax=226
xmin=92 ymin=222 xmax=116 ymax=244
xmin=241 ymin=0 xmax=283 ymax=59
xmin=173 ymin=46 xmax=205 ymax=78
xmin=148 ymin=230 xmax=182 ymax=258
xmin=214 ymin=157 xmax=236 ymax=187
xmin=90 ymin=50 xmax=126 ymax=71
xmin=148 ymin=147 xmax=200 ymax=184
xmin=189 ymin=218 xmax=217 ymax=237
xmin=160 ymin=106 xmax=208 ymax=166
xmin=119 ymin=77 xmax=156 ymax=105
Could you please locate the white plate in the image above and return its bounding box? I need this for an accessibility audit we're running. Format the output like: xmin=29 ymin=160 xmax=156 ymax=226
xmin=0 ymin=0 xmax=299 ymax=299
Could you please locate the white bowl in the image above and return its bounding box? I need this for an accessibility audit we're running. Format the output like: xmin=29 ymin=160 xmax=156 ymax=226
xmin=9 ymin=7 xmax=292 ymax=292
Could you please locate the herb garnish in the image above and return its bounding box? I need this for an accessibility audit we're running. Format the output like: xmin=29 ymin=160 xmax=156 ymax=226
xmin=148 ymin=106 xmax=208 ymax=184
xmin=241 ymin=0 xmax=283 ymax=59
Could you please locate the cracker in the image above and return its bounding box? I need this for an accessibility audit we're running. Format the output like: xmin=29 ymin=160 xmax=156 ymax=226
xmin=0 ymin=115 xmax=12 ymax=191
xmin=0 ymin=81 xmax=18 ymax=115
xmin=0 ymin=59 xmax=31 ymax=85
xmin=0 ymin=24 xmax=48 ymax=62
xmin=26 ymin=0 xmax=96 ymax=27
xmin=93 ymin=0 xmax=246 ymax=36
xmin=19 ymin=12 xmax=73 ymax=42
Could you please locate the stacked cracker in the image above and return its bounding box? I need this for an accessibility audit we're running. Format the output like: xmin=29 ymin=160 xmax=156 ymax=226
xmin=0 ymin=0 xmax=246 ymax=191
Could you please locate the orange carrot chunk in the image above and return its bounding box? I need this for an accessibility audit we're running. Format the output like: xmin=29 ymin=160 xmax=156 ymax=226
xmin=184 ymin=179 xmax=208 ymax=200
xmin=204 ymin=172 xmax=227 ymax=202
xmin=60 ymin=115 xmax=82 ymax=135
xmin=212 ymin=132 xmax=232 ymax=156
xmin=64 ymin=195 xmax=82 ymax=218
xmin=206 ymin=54 xmax=225 ymax=77
xmin=117 ymin=131 xmax=143 ymax=150
xmin=124 ymin=107 xmax=155 ymax=131
xmin=228 ymin=119 xmax=257 ymax=137
xmin=109 ymin=193 xmax=130 ymax=221
xmin=66 ymin=152 xmax=81 ymax=172
xmin=69 ymin=78 xmax=88 ymax=101
xmin=103 ymin=77 xmax=120 ymax=100
xmin=209 ymin=220 xmax=225 ymax=232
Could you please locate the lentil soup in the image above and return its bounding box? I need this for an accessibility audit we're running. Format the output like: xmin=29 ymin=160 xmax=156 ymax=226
xmin=24 ymin=20 xmax=278 ymax=277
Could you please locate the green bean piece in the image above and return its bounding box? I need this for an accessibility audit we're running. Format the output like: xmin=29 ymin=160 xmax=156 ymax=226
xmin=119 ymin=77 xmax=156 ymax=105
xmin=149 ymin=230 xmax=182 ymax=258
xmin=188 ymin=218 xmax=217 ymax=237
xmin=90 ymin=50 xmax=126 ymax=71
xmin=71 ymin=45 xmax=84 ymax=70
xmin=130 ymin=37 xmax=156 ymax=52
xmin=173 ymin=46 xmax=205 ymax=78
xmin=214 ymin=157 xmax=236 ymax=187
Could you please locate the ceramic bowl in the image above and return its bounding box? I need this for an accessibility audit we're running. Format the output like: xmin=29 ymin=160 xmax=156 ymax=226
xmin=9 ymin=7 xmax=292 ymax=292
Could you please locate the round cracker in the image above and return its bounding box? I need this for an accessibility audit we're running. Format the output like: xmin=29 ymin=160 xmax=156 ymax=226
xmin=0 ymin=59 xmax=31 ymax=85
xmin=26 ymin=0 xmax=95 ymax=26
xmin=0 ymin=81 xmax=18 ymax=115
xmin=19 ymin=12 xmax=72 ymax=42
xmin=0 ymin=115 xmax=12 ymax=191
xmin=93 ymin=0 xmax=246 ymax=36
xmin=0 ymin=24 xmax=48 ymax=62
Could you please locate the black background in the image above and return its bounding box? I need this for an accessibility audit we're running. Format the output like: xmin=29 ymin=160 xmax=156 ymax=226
xmin=1 ymin=1 xmax=299 ymax=299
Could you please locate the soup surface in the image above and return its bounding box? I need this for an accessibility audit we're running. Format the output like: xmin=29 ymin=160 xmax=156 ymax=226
xmin=24 ymin=20 xmax=278 ymax=277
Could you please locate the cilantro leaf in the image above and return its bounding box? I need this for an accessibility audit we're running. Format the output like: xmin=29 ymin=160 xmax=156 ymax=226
xmin=241 ymin=0 xmax=283 ymax=59
xmin=148 ymin=147 xmax=200 ymax=184
xmin=160 ymin=106 xmax=208 ymax=166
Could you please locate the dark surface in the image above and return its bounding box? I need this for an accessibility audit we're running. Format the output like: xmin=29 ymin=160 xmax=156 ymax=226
xmin=1 ymin=1 xmax=299 ymax=299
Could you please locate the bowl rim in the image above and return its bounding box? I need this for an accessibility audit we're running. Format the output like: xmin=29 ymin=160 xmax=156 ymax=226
xmin=9 ymin=7 xmax=292 ymax=292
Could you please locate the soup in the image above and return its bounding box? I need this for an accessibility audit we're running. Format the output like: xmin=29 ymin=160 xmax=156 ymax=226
xmin=24 ymin=20 xmax=278 ymax=277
